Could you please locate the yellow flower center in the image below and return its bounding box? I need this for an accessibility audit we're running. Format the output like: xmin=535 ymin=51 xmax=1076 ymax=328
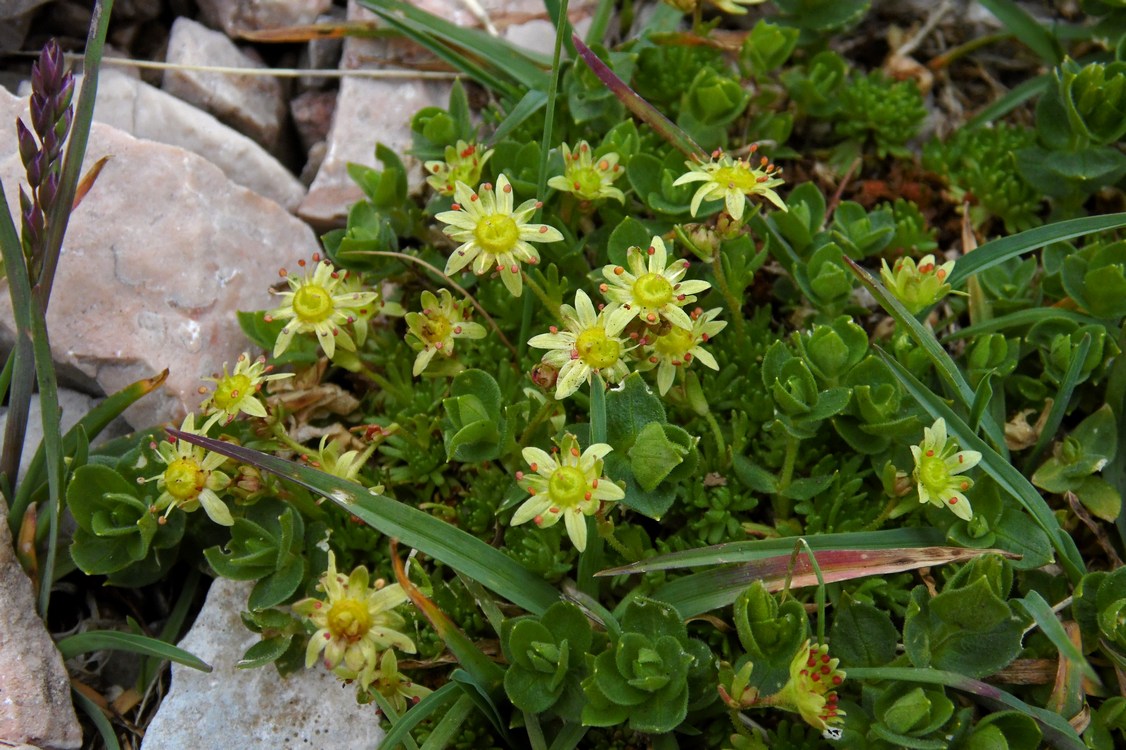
xmin=474 ymin=213 xmax=519 ymax=254
xmin=655 ymin=326 xmax=693 ymax=358
xmin=164 ymin=458 xmax=205 ymax=502
xmin=575 ymin=327 xmax=620 ymax=369
xmin=572 ymin=167 xmax=604 ymax=198
xmin=293 ymin=284 xmax=334 ymax=323
xmin=421 ymin=315 xmax=453 ymax=345
xmin=548 ymin=465 xmax=587 ymax=507
xmin=918 ymin=454 xmax=951 ymax=494
xmin=713 ymin=165 xmax=757 ymax=192
xmin=633 ymin=272 xmax=674 ymax=309
xmin=212 ymin=374 xmax=252 ymax=410
xmin=326 ymin=598 xmax=372 ymax=641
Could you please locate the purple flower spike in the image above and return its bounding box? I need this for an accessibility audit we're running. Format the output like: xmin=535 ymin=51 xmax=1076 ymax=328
xmin=16 ymin=119 xmax=37 ymax=168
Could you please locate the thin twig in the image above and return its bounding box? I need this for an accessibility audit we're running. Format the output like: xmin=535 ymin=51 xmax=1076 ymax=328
xmin=34 ymin=53 xmax=461 ymax=80
xmin=895 ymin=0 xmax=955 ymax=58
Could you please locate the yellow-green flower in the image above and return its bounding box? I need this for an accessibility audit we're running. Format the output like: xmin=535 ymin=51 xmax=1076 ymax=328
xmin=879 ymin=253 xmax=957 ymax=315
xmin=199 ymin=353 xmax=293 ymax=432
xmin=292 ymin=551 xmax=416 ymax=686
xmin=642 ymin=307 xmax=726 ymax=395
xmin=547 ymin=141 xmax=625 ymax=204
xmin=362 ymin=649 xmax=432 ymax=713
xmin=425 ymin=140 xmax=492 ymax=197
xmin=146 ymin=413 xmax=233 ymax=526
xmin=672 ymin=148 xmax=786 ymax=221
xmin=510 ymin=433 xmax=625 ymax=551
xmin=771 ymin=641 xmax=846 ymax=732
xmin=307 ymin=434 xmax=380 ymax=492
xmin=435 ymin=174 xmax=563 ymax=297
xmin=265 ymin=256 xmax=378 ymax=359
xmin=405 ymin=288 xmax=486 ymax=376
xmin=599 ymin=235 xmax=711 ymax=330
xmin=527 ymin=290 xmax=633 ymax=399
xmin=911 ymin=418 xmax=982 ymax=521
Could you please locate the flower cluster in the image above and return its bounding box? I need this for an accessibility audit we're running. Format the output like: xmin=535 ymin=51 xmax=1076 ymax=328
xmin=404 ymin=288 xmax=486 ymax=375
xmin=425 ymin=140 xmax=493 ymax=197
xmin=529 ymin=235 xmax=724 ymax=399
xmin=265 ymin=255 xmax=378 ymax=360
xmin=880 ymin=253 xmax=958 ymax=315
xmin=528 ymin=290 xmax=633 ymax=399
xmin=674 ymin=147 xmax=786 ymax=221
xmin=510 ymin=433 xmax=625 ymax=551
xmin=199 ymin=353 xmax=292 ymax=432
xmin=293 ymin=551 xmax=418 ymax=689
xmin=547 ymin=141 xmax=625 ymax=204
xmin=773 ymin=641 xmax=846 ymax=732
xmin=911 ymin=418 xmax=982 ymax=521
xmin=436 ymin=174 xmax=563 ymax=297
xmin=144 ymin=414 xmax=233 ymax=526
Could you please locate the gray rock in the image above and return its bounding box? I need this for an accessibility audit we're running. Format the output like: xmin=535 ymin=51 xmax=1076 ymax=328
xmin=0 ymin=87 xmax=317 ymax=430
xmin=297 ymin=0 xmax=598 ymax=228
xmin=140 ymin=577 xmax=384 ymax=750
xmin=94 ymin=68 xmax=305 ymax=211
xmin=297 ymin=0 xmax=451 ymax=228
xmin=290 ymin=89 xmax=336 ymax=153
xmin=0 ymin=495 xmax=82 ymax=749
xmin=0 ymin=389 xmax=128 ymax=486
xmin=196 ymin=0 xmax=334 ymax=36
xmin=162 ymin=17 xmax=287 ymax=153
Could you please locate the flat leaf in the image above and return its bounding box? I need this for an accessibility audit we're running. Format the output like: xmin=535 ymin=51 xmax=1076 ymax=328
xmin=57 ymin=630 xmax=211 ymax=672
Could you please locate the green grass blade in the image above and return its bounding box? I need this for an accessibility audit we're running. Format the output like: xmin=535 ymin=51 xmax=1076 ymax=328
xmin=489 ymin=89 xmax=547 ymax=145
xmin=8 ymin=369 xmax=168 ymax=536
xmin=56 ymin=630 xmax=212 ymax=671
xmin=1023 ymin=333 xmax=1090 ymax=471
xmin=548 ymin=722 xmax=589 ymax=750
xmin=966 ymin=73 xmax=1050 ymax=128
xmin=1018 ymin=590 xmax=1099 ymax=684
xmin=977 ymin=0 xmax=1063 ymax=65
xmin=843 ymin=257 xmax=1008 ymax=455
xmin=535 ymin=0 xmax=568 ymax=200
xmin=845 ymin=667 xmax=1083 ymax=749
xmin=72 ymin=688 xmax=122 ymax=750
xmin=0 ymin=181 xmax=33 ymax=489
xmin=541 ymin=0 xmax=576 ymax=58
xmin=170 ymin=430 xmax=560 ymax=615
xmin=30 ymin=295 xmax=63 ymax=619
xmin=946 ymin=213 xmax=1126 ymax=289
xmin=584 ymin=0 xmax=616 ymax=45
xmin=875 ymin=346 xmax=1086 ymax=582
xmin=139 ymin=565 xmax=201 ymax=691
xmin=941 ymin=307 xmax=1107 ymax=341
xmin=379 ymin=681 xmax=459 ymax=750
xmin=572 ymin=34 xmax=705 ymax=159
xmin=601 ymin=527 xmax=943 ymax=573
xmin=359 ymin=0 xmax=549 ymax=95
xmin=37 ymin=0 xmax=114 ymax=307
xmin=419 ymin=693 xmax=474 ymax=750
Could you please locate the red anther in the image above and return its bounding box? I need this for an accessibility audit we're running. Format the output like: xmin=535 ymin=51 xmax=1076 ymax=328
xmin=592 ymin=478 xmax=598 ymax=488
xmin=529 ymin=488 xmax=537 ymax=496
xmin=649 ymin=355 xmax=659 ymax=363
xmin=313 ymin=253 xmax=322 ymax=262
xmin=539 ymin=226 xmax=549 ymax=233
xmin=811 ymin=673 xmax=821 ymax=682
xmin=530 ymin=462 xmax=538 ymax=472
xmin=570 ymin=447 xmax=580 ymax=457
xmin=483 ymin=183 xmax=493 ymax=190
xmin=749 ymin=143 xmax=759 ymax=153
xmin=278 ymin=268 xmax=288 ymax=277
xmin=926 ymin=449 xmax=935 ymax=457
xmin=535 ymin=201 xmax=544 ymax=208
xmin=515 ymin=471 xmax=524 ymax=480
xmin=451 ymin=203 xmax=461 ymax=210
xmin=533 ymin=515 xmax=544 ymax=526
xmin=677 ymin=294 xmax=686 ymax=301
xmin=584 ymin=491 xmax=592 ymax=500
xmin=470 ymin=194 xmax=478 ymax=202
xmin=454 ymin=326 xmax=462 ymax=334
xmin=431 ymin=165 xmax=441 ymax=173
xmin=510 ymin=265 xmax=519 ymax=274
xmin=961 ymin=481 xmax=969 ymax=490
xmin=549 ymin=325 xmax=559 ymax=334
xmin=949 ymin=497 xmax=958 ymax=505
xmin=647 ymin=245 xmax=656 ymax=255
xmin=503 ymin=183 xmax=512 ymax=193
xmin=760 ymin=156 xmax=768 ymax=166
xmin=496 ymin=264 xmax=505 ymax=272
xmin=580 ymin=143 xmax=589 ymax=152
xmin=684 ymin=352 xmax=692 ymax=362
xmin=570 ymin=350 xmax=580 ymax=360
xmin=937 ymin=269 xmax=947 ymax=280
xmin=599 ymin=159 xmax=609 ymax=170
xmin=757 ymin=175 xmax=769 ymax=183
xmin=461 ymin=145 xmax=475 ymax=157
xmin=297 ymin=258 xmax=306 ymax=267
xmin=832 ymin=676 xmax=843 ymax=685
xmin=614 ymin=266 xmax=624 ymax=275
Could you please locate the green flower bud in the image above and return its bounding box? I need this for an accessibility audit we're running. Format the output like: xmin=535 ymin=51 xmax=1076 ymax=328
xmin=1058 ymin=58 xmax=1126 ymax=145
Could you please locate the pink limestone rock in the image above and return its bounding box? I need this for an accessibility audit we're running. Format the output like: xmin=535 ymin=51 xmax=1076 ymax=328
xmin=0 ymin=87 xmax=318 ymax=430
